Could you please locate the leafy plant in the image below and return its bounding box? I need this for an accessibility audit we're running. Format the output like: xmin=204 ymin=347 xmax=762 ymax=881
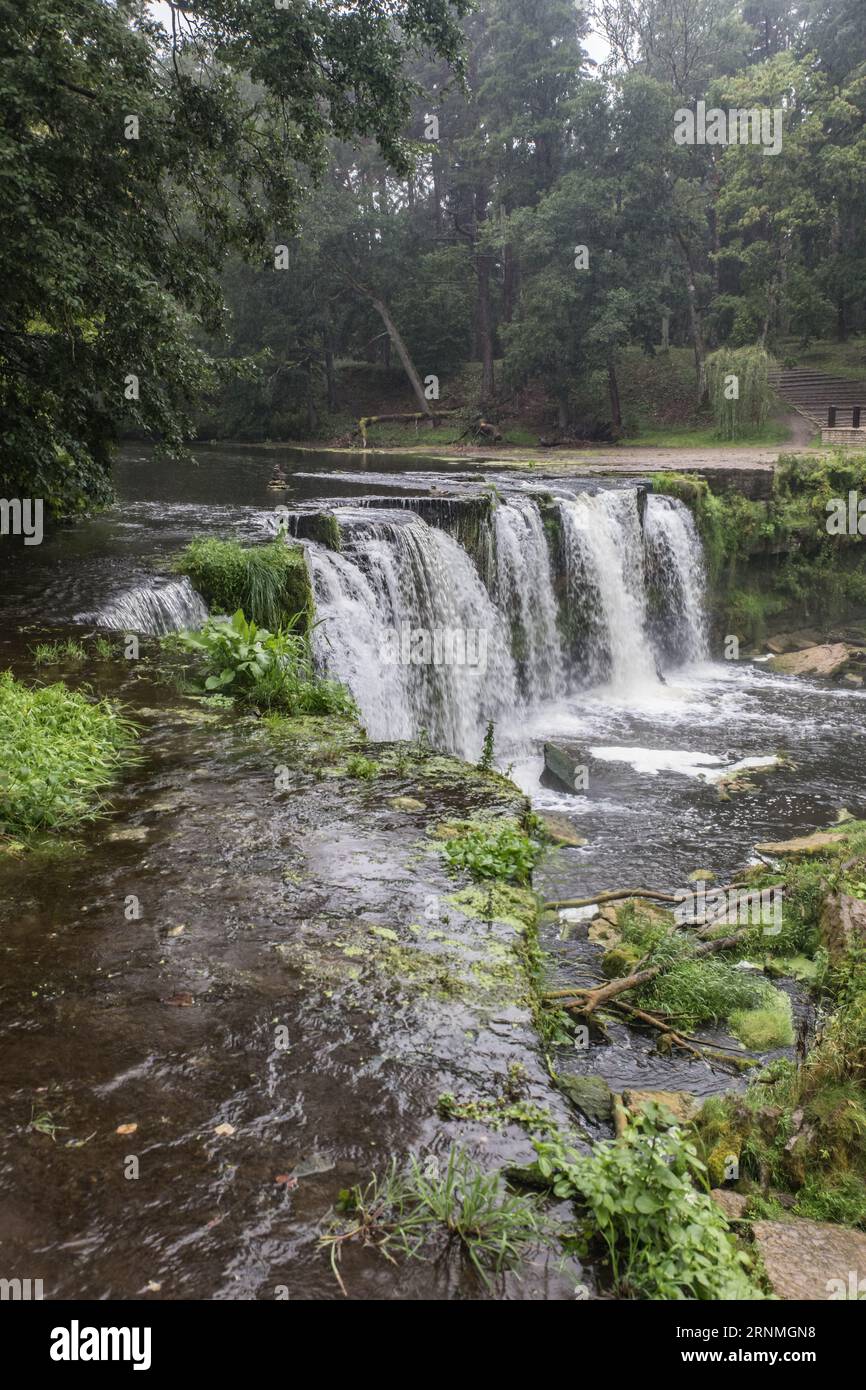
xmin=0 ymin=672 xmax=138 ymax=836
xmin=442 ymin=819 xmax=543 ymax=885
xmin=534 ymin=1108 xmax=765 ymax=1300
xmin=477 ymin=720 xmax=496 ymax=772
xmin=32 ymin=639 xmax=86 ymax=666
xmin=175 ymin=609 xmax=356 ymax=717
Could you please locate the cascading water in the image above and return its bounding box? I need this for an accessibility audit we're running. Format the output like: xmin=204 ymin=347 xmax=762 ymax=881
xmin=557 ymin=490 xmax=658 ymax=690
xmin=77 ymin=576 xmax=209 ymax=636
xmin=494 ymin=497 xmax=564 ymax=702
xmin=643 ymin=494 xmax=708 ymax=666
xmin=308 ymin=511 xmax=517 ymax=758
xmin=304 ymin=487 xmax=708 ymax=755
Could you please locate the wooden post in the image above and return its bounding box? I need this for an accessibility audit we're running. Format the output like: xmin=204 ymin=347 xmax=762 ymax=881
xmin=828 ymin=405 xmax=837 ymax=427
xmin=854 ymin=406 xmax=861 ymax=429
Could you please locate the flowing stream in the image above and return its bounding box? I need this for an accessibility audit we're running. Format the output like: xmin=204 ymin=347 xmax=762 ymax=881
xmin=2 ymin=444 xmax=865 ymax=1300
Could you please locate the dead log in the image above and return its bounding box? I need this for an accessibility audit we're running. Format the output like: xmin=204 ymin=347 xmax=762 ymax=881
xmin=562 ymin=927 xmax=752 ymax=1016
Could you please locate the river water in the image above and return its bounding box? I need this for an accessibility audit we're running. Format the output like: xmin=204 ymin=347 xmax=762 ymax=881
xmin=1 ymin=444 xmax=863 ymax=1299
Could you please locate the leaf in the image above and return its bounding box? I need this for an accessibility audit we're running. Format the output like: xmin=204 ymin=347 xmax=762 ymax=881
xmin=214 ymin=1123 xmax=236 ymax=1136
xmin=116 ymin=1123 xmax=138 ymax=1136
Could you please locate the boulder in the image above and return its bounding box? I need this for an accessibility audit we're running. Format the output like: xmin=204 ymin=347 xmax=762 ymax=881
xmin=768 ymin=643 xmax=849 ymax=679
xmin=543 ymin=742 xmax=585 ymax=792
xmin=819 ymin=891 xmax=866 ymax=964
xmin=755 ymin=830 xmax=848 ymax=858
xmin=557 ymin=1073 xmax=613 ymax=1125
xmin=710 ymin=1189 xmax=749 ymax=1221
xmin=536 ymin=811 xmax=587 ymax=847
xmin=622 ymin=1089 xmax=699 ymax=1125
xmin=751 ymin=1218 xmax=866 ymax=1300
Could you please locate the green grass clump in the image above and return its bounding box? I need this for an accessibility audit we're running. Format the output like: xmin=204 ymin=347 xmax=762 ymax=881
xmin=320 ymin=1147 xmax=551 ymax=1292
xmin=0 ymin=672 xmax=138 ymax=836
xmin=32 ymin=639 xmax=87 ymax=666
xmin=174 ymin=535 xmax=314 ymax=632
xmin=729 ymin=995 xmax=794 ymax=1050
xmin=442 ymin=819 xmax=544 ymax=885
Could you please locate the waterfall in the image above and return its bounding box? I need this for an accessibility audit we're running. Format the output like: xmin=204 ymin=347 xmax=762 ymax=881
xmin=77 ymin=577 xmax=208 ymax=636
xmin=643 ymin=495 xmax=708 ymax=666
xmin=302 ymin=487 xmax=709 ymax=755
xmin=308 ymin=512 xmax=517 ymax=759
xmin=558 ymin=491 xmax=658 ymax=690
xmin=494 ymin=497 xmax=564 ymax=702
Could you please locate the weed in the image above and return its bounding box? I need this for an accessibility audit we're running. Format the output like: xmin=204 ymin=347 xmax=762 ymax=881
xmin=442 ymin=819 xmax=543 ymax=886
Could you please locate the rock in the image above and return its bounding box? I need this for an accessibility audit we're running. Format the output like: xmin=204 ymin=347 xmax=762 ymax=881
xmin=689 ymin=868 xmax=716 ymax=883
xmin=557 ymin=1073 xmax=613 ymax=1124
xmin=588 ymin=915 xmax=620 ymax=947
xmin=755 ymin=830 xmax=847 ymax=857
xmin=536 ymin=812 xmax=587 ymax=847
xmin=602 ymin=943 xmax=642 ymax=978
xmin=543 ymin=742 xmax=584 ymax=792
xmin=768 ymin=643 xmax=850 ymax=679
xmin=389 ymin=796 xmax=427 ymax=812
xmin=841 ymin=672 xmax=863 ymax=688
xmin=107 ymin=827 xmax=150 ymax=843
xmin=751 ymin=1218 xmax=866 ymax=1300
xmin=765 ymin=629 xmax=823 ymax=655
xmin=819 ymin=891 xmax=866 ymax=964
xmin=622 ymin=1089 xmax=699 ymax=1125
xmin=710 ymin=1189 xmax=749 ymax=1221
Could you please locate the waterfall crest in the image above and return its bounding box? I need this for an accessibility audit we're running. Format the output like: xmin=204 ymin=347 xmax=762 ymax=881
xmin=306 ymin=487 xmax=708 ymax=756
xmin=77 ymin=577 xmax=208 ymax=636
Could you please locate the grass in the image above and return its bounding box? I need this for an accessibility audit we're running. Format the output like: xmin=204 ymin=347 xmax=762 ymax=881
xmin=320 ymin=1147 xmax=551 ymax=1293
xmin=0 ymin=672 xmax=138 ymax=837
xmin=32 ymin=639 xmax=87 ymax=666
xmin=174 ymin=535 xmax=314 ymax=632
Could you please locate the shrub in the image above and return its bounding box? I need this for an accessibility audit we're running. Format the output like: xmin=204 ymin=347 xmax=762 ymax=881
xmin=176 ymin=609 xmax=356 ymax=717
xmin=0 ymin=672 xmax=138 ymax=836
xmin=174 ymin=535 xmax=313 ymax=632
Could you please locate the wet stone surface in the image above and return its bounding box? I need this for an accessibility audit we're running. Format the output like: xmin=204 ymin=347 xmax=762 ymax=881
xmin=0 ymin=667 xmax=576 ymax=1301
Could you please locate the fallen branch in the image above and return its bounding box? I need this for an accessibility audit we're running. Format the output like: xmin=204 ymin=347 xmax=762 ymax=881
xmin=544 ymin=887 xmax=679 ymax=911
xmin=558 ymin=928 xmax=752 ymax=1016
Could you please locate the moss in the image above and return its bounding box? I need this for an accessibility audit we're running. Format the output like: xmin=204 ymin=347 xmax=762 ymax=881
xmin=602 ymin=943 xmax=642 ymax=978
xmin=447 ymin=883 xmax=538 ymax=932
xmin=729 ymin=995 xmax=794 ymax=1050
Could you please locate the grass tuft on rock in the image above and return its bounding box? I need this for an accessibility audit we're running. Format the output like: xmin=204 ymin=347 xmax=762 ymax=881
xmin=174 ymin=535 xmax=314 ymax=632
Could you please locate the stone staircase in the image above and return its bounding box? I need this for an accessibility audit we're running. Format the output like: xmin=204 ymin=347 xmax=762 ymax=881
xmin=768 ymin=366 xmax=866 ymax=429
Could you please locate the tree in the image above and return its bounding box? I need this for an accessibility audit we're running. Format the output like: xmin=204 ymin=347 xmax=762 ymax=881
xmin=0 ymin=0 xmax=469 ymax=515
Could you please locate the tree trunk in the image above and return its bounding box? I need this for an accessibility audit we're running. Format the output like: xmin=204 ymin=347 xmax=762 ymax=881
xmin=369 ymin=295 xmax=432 ymax=416
xmin=324 ymin=327 xmax=337 ymax=411
xmin=474 ymin=184 xmax=495 ymax=405
xmin=678 ymin=233 xmax=711 ymax=405
xmin=660 ymin=313 xmax=670 ymax=351
xmin=607 ymin=360 xmax=622 ymax=434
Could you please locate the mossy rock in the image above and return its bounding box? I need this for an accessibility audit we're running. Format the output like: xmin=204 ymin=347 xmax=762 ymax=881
xmin=601 ymin=943 xmax=642 ymax=978
xmin=557 ymin=1073 xmax=613 ymax=1124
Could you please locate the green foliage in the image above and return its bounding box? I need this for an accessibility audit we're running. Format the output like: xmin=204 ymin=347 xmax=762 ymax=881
xmin=534 ymin=1109 xmax=765 ymax=1300
xmin=176 ymin=609 xmax=356 ymax=717
xmin=706 ymin=347 xmax=774 ymax=440
xmin=174 ymin=535 xmax=313 ymax=632
xmin=32 ymin=639 xmax=87 ymax=667
xmin=442 ymin=818 xmax=543 ymax=885
xmin=476 ymin=719 xmax=496 ymax=773
xmin=0 ymin=672 xmax=138 ymax=836
xmin=0 ymin=0 xmax=469 ymax=513
xmin=321 ymin=1147 xmax=551 ymax=1291
xmin=345 ymin=754 xmax=380 ymax=780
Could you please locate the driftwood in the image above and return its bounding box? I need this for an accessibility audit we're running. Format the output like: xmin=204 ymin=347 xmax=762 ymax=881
xmin=356 ymin=411 xmax=459 ymax=447
xmin=545 ymin=887 xmax=679 ymax=911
